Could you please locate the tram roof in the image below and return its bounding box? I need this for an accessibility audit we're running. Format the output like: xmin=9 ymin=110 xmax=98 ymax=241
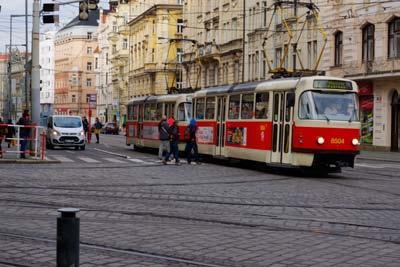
xmin=128 ymin=94 xmax=191 ymax=105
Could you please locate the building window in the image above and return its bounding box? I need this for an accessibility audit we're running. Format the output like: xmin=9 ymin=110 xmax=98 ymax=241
xmin=389 ymin=18 xmax=400 ymax=58
xmin=362 ymin=24 xmax=374 ymax=62
xmin=262 ymin=1 xmax=267 ymax=27
xmin=334 ymin=31 xmax=343 ymax=66
xmin=177 ymin=19 xmax=184 ymax=33
xmin=87 ymin=47 xmax=92 ymax=54
xmin=177 ymin=48 xmax=183 ymax=63
xmin=86 ymin=78 xmax=92 ymax=87
xmin=112 ymin=45 xmax=117 ymax=54
xmin=87 ymin=32 xmax=92 ymax=39
xmin=72 ymin=94 xmax=76 ymax=103
xmin=122 ymin=39 xmax=128 ymax=50
xmin=275 ymin=48 xmax=282 ymax=69
xmin=95 ymin=58 xmax=98 ymax=69
xmin=87 ymin=62 xmax=92 ymax=71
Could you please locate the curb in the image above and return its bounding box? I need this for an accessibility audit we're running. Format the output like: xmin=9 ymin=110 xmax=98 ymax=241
xmin=0 ymin=159 xmax=61 ymax=164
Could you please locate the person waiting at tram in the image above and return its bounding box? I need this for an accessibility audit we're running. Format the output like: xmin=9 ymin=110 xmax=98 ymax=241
xmin=241 ymin=105 xmax=252 ymax=119
xmin=158 ymin=115 xmax=170 ymax=163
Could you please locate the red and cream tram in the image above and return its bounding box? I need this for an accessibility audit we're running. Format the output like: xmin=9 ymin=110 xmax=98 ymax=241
xmin=192 ymin=76 xmax=360 ymax=171
xmin=126 ymin=76 xmax=360 ymax=171
xmin=126 ymin=94 xmax=192 ymax=150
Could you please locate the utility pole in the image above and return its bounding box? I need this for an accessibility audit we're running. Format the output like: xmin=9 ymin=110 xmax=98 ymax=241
xmin=25 ymin=0 xmax=28 ymax=111
xmin=242 ymin=0 xmax=245 ymax=83
xmin=9 ymin=18 xmax=12 ymax=121
xmin=31 ymin=0 xmax=40 ymax=125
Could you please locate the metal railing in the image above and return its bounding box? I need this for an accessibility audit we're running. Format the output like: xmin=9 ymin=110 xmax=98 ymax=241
xmin=0 ymin=123 xmax=46 ymax=160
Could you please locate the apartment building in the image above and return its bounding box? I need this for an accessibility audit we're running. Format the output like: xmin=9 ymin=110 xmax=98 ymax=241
xmin=95 ymin=9 xmax=113 ymax=123
xmin=322 ymin=1 xmax=400 ymax=151
xmin=0 ymin=54 xmax=8 ymax=119
xmin=40 ymin=31 xmax=56 ymax=118
xmin=54 ymin=10 xmax=99 ymax=117
xmin=127 ymin=1 xmax=183 ymax=97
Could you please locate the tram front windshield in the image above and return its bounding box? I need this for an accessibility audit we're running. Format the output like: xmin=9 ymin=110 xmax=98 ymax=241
xmin=299 ymin=91 xmax=359 ymax=121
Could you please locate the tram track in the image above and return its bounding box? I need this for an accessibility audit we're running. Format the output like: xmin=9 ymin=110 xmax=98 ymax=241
xmin=0 ymin=232 xmax=226 ymax=267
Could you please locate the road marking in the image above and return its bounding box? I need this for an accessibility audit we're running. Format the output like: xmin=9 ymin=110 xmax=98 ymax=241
xmin=104 ymin=157 xmax=125 ymax=163
xmin=78 ymin=157 xmax=100 ymax=163
xmin=51 ymin=156 xmax=74 ymax=163
xmin=128 ymin=158 xmax=145 ymax=163
xmin=355 ymin=163 xmax=400 ymax=169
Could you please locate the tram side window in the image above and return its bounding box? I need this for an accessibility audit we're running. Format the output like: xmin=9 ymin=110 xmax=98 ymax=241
xmin=299 ymin=92 xmax=312 ymax=119
xmin=205 ymin=97 xmax=216 ymax=120
xmin=241 ymin=94 xmax=254 ymax=119
xmin=149 ymin=103 xmax=157 ymax=121
xmin=178 ymin=103 xmax=185 ymax=121
xmin=255 ymin=93 xmax=269 ymax=119
xmin=196 ymin=98 xmax=205 ymax=120
xmin=128 ymin=105 xmax=138 ymax=121
xmin=228 ymin=95 xmax=241 ymax=120
xmin=165 ymin=103 xmax=175 ymax=118
xmin=155 ymin=103 xmax=163 ymax=120
xmin=144 ymin=104 xmax=151 ymax=121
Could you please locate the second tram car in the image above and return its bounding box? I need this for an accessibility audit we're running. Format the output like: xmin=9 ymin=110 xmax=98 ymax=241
xmin=126 ymin=76 xmax=360 ymax=171
xmin=126 ymin=94 xmax=192 ymax=150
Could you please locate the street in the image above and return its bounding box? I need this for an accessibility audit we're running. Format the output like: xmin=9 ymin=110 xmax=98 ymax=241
xmin=0 ymin=134 xmax=399 ymax=267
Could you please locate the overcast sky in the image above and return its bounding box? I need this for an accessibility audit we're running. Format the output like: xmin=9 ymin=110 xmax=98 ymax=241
xmin=0 ymin=0 xmax=108 ymax=54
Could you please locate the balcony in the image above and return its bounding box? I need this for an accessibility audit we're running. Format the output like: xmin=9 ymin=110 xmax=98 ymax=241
xmin=107 ymin=31 xmax=119 ymax=42
xmin=118 ymin=24 xmax=129 ymax=36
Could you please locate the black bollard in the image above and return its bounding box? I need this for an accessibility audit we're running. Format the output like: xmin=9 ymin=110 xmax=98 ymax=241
xmin=57 ymin=208 xmax=80 ymax=267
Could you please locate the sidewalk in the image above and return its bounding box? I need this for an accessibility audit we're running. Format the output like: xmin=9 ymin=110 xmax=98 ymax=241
xmin=357 ymin=150 xmax=400 ymax=163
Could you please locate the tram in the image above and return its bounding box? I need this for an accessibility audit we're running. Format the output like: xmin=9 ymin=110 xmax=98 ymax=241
xmin=126 ymin=94 xmax=192 ymax=150
xmin=126 ymin=76 xmax=360 ymax=172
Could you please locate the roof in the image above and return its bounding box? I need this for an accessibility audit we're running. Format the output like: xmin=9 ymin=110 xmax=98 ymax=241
xmin=60 ymin=9 xmax=99 ymax=31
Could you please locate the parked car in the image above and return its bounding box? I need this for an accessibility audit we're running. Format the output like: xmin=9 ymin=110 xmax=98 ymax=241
xmin=101 ymin=122 xmax=119 ymax=135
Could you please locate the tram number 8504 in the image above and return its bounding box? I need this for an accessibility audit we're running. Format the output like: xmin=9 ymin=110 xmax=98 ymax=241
xmin=330 ymin=137 xmax=345 ymax=145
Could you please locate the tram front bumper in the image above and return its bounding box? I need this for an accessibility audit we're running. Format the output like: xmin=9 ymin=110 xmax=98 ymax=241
xmin=312 ymin=152 xmax=359 ymax=168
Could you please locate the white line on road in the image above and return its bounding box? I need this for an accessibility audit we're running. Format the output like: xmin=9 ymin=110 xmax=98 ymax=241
xmin=355 ymin=163 xmax=400 ymax=169
xmin=104 ymin=157 xmax=126 ymax=163
xmin=128 ymin=158 xmax=145 ymax=163
xmin=93 ymin=148 xmax=129 ymax=159
xmin=78 ymin=157 xmax=100 ymax=163
xmin=51 ymin=156 xmax=74 ymax=163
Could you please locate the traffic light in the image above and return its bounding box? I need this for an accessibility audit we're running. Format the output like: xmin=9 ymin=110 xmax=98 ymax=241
xmin=88 ymin=0 xmax=99 ymax=10
xmin=42 ymin=3 xmax=59 ymax=24
xmin=79 ymin=1 xmax=89 ymax=21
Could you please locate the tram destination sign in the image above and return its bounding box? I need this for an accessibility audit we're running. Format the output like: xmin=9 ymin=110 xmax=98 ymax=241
xmin=313 ymin=80 xmax=353 ymax=90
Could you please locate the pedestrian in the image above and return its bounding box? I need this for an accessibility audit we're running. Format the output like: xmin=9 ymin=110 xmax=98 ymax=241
xmin=6 ymin=119 xmax=15 ymax=148
xmin=17 ymin=110 xmax=31 ymax=159
xmin=0 ymin=117 xmax=6 ymax=158
xmin=94 ymin=117 xmax=103 ymax=143
xmin=82 ymin=116 xmax=89 ymax=141
xmin=166 ymin=118 xmax=181 ymax=165
xmin=158 ymin=115 xmax=170 ymax=164
xmin=185 ymin=118 xmax=199 ymax=164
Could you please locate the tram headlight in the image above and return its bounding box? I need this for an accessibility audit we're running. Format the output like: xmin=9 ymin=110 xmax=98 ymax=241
xmin=352 ymin=138 xmax=360 ymax=146
xmin=317 ymin=137 xmax=325 ymax=145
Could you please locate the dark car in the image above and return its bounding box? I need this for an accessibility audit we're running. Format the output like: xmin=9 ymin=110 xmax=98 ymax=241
xmin=101 ymin=122 xmax=119 ymax=135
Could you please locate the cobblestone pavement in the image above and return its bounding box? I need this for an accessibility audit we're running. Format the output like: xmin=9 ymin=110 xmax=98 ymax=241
xmin=0 ymin=135 xmax=399 ymax=266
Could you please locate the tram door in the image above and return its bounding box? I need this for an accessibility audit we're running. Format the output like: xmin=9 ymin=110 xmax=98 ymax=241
xmin=271 ymin=91 xmax=294 ymax=164
xmin=138 ymin=104 xmax=144 ymax=140
xmin=216 ymin=96 xmax=227 ymax=156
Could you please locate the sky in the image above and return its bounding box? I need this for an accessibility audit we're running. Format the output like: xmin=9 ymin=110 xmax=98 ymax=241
xmin=0 ymin=0 xmax=108 ymax=54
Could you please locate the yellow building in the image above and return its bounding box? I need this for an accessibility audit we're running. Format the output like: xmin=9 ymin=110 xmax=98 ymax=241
xmin=127 ymin=2 xmax=183 ymax=97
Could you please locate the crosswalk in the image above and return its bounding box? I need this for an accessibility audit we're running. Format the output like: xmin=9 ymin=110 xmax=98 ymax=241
xmin=46 ymin=154 xmax=191 ymax=166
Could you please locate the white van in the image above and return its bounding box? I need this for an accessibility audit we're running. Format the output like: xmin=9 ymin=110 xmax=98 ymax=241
xmin=46 ymin=115 xmax=85 ymax=150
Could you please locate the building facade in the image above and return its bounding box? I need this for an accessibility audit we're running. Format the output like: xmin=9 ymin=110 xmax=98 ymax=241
xmin=40 ymin=31 xmax=56 ymax=119
xmin=127 ymin=1 xmax=183 ymax=97
xmin=95 ymin=9 xmax=113 ymax=123
xmin=54 ymin=10 xmax=99 ymax=118
xmin=322 ymin=1 xmax=400 ymax=151
xmin=0 ymin=54 xmax=8 ymax=119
